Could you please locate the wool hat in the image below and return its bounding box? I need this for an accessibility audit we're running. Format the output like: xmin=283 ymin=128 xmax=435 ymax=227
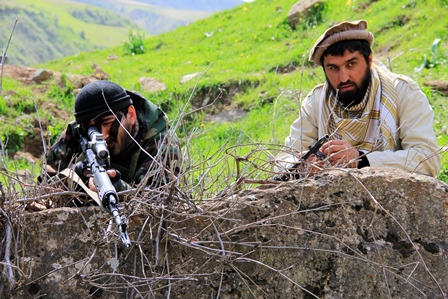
xmin=74 ymin=80 xmax=133 ymax=124
xmin=309 ymin=20 xmax=374 ymax=66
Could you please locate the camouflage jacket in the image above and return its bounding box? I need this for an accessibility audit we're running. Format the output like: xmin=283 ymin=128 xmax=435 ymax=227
xmin=45 ymin=91 xmax=182 ymax=191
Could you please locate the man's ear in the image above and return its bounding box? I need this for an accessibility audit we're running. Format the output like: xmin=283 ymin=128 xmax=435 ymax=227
xmin=127 ymin=105 xmax=137 ymax=126
xmin=368 ymin=53 xmax=373 ymax=67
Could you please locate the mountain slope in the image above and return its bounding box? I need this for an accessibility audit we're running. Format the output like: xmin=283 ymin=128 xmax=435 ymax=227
xmin=1 ymin=0 xmax=142 ymax=66
xmin=0 ymin=0 xmax=240 ymax=66
xmin=72 ymin=0 xmax=218 ymax=35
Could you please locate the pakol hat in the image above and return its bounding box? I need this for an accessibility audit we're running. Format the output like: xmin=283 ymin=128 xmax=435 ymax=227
xmin=309 ymin=20 xmax=374 ymax=66
xmin=74 ymin=80 xmax=133 ymax=124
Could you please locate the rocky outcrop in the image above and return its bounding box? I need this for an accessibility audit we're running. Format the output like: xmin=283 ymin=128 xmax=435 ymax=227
xmin=287 ymin=0 xmax=324 ymax=28
xmin=2 ymin=167 xmax=448 ymax=298
xmin=31 ymin=69 xmax=53 ymax=83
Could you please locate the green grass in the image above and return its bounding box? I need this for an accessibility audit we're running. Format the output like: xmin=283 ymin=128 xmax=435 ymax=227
xmin=8 ymin=0 xmax=135 ymax=49
xmin=0 ymin=0 xmax=144 ymax=66
xmin=1 ymin=0 xmax=447 ymax=192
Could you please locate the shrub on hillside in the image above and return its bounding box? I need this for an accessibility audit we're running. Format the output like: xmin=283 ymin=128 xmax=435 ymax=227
xmin=123 ymin=30 xmax=146 ymax=56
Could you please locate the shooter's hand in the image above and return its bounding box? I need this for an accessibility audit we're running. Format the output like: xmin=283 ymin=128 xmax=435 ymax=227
xmin=299 ymin=150 xmax=325 ymax=174
xmin=320 ymin=140 xmax=359 ymax=168
xmin=88 ymin=169 xmax=121 ymax=192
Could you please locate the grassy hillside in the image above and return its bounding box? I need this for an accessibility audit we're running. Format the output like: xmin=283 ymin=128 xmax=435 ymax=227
xmin=0 ymin=0 xmax=217 ymax=66
xmin=0 ymin=0 xmax=142 ymax=66
xmin=72 ymin=0 xmax=215 ymax=35
xmin=1 ymin=0 xmax=447 ymax=192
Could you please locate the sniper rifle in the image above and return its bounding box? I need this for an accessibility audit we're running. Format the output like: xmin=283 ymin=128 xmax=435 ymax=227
xmin=78 ymin=126 xmax=131 ymax=247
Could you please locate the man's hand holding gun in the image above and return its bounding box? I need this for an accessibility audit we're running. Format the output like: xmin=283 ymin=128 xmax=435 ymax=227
xmin=275 ymin=134 xmax=329 ymax=181
xmin=76 ymin=126 xmax=131 ymax=248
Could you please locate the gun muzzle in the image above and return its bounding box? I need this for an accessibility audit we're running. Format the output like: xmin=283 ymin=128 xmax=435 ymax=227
xmin=108 ymin=195 xmax=131 ymax=248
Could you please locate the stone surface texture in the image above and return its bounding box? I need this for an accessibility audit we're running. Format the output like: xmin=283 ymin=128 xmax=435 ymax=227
xmin=2 ymin=167 xmax=448 ymax=298
xmin=287 ymin=0 xmax=323 ymax=28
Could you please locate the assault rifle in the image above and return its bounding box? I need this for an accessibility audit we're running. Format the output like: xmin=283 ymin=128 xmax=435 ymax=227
xmin=274 ymin=134 xmax=329 ymax=181
xmin=78 ymin=126 xmax=131 ymax=247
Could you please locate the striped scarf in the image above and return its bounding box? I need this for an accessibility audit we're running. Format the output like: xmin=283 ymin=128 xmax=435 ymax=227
xmin=318 ymin=64 xmax=398 ymax=152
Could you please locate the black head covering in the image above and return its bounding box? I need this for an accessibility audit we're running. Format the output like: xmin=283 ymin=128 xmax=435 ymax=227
xmin=74 ymin=80 xmax=133 ymax=124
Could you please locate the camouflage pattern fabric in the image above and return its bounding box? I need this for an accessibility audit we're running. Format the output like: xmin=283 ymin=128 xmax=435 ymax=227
xmin=45 ymin=90 xmax=182 ymax=191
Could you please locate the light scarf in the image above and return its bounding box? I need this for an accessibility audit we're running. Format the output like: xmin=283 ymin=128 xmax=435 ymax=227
xmin=318 ymin=64 xmax=398 ymax=152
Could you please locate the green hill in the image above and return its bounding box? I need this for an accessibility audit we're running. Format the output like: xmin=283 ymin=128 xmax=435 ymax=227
xmin=73 ymin=0 xmax=220 ymax=35
xmin=0 ymin=0 xmax=142 ymax=66
xmin=0 ymin=0 xmax=215 ymax=66
xmin=1 ymin=0 xmax=447 ymax=191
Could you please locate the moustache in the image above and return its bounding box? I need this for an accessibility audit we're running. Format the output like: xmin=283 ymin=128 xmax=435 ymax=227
xmin=338 ymin=81 xmax=355 ymax=89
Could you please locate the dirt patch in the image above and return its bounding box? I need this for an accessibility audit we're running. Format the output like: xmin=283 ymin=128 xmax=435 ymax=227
xmin=424 ymin=80 xmax=448 ymax=95
xmin=2 ymin=65 xmax=38 ymax=84
xmin=2 ymin=65 xmax=73 ymax=161
xmin=39 ymin=101 xmax=71 ymax=121
xmin=190 ymin=79 xmax=259 ymax=118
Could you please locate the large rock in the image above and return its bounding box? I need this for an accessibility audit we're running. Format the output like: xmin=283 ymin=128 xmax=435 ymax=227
xmin=287 ymin=0 xmax=324 ymax=29
xmin=31 ymin=69 xmax=53 ymax=83
xmin=3 ymin=167 xmax=448 ymax=298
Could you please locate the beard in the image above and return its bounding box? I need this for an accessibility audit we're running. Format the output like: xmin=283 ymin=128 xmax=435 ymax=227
xmin=107 ymin=120 xmax=132 ymax=157
xmin=108 ymin=133 xmax=131 ymax=157
xmin=327 ymin=67 xmax=371 ymax=108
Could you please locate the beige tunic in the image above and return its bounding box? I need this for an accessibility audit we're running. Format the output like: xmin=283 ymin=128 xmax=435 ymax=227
xmin=278 ymin=64 xmax=441 ymax=177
